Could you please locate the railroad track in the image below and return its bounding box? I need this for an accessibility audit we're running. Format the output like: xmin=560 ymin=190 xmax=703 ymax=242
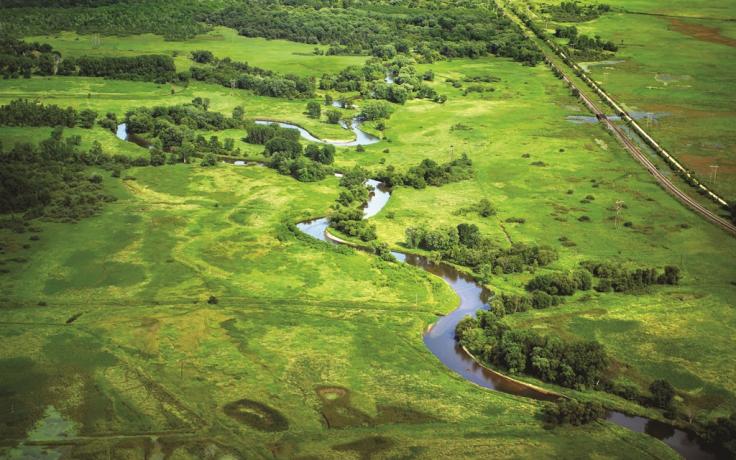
xmin=496 ymin=0 xmax=736 ymax=236
xmin=577 ymin=90 xmax=736 ymax=236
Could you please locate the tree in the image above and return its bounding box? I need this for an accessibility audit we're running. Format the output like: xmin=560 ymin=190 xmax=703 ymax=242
xmin=191 ymin=50 xmax=214 ymax=63
xmin=306 ymin=101 xmax=321 ymax=118
xmin=264 ymin=137 xmax=302 ymax=158
xmin=232 ymin=106 xmax=244 ymax=121
xmin=325 ymin=109 xmax=342 ymax=124
xmin=360 ymin=100 xmax=393 ymax=120
xmin=77 ymin=109 xmax=97 ymax=128
xmin=324 ymin=94 xmax=333 ymax=106
xmin=649 ymin=379 xmax=675 ymax=409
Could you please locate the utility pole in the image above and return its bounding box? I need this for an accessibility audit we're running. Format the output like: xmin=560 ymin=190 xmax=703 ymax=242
xmin=614 ymin=199 xmax=624 ymax=228
xmin=709 ymin=164 xmax=719 ymax=185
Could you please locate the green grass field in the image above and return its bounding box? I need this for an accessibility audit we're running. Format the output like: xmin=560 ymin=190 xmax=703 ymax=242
xmin=1 ymin=17 xmax=734 ymax=459
xmin=27 ymin=27 xmax=367 ymax=77
xmin=516 ymin=0 xmax=736 ymax=201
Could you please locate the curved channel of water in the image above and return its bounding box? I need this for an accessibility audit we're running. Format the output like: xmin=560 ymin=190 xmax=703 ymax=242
xmin=254 ymin=119 xmax=379 ymax=147
xmin=295 ymin=178 xmax=715 ymax=460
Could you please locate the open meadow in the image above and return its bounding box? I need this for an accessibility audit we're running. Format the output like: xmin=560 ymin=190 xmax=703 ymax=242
xmin=1 ymin=3 xmax=735 ymax=459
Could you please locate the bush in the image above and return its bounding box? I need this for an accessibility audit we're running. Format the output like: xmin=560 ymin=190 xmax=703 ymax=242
xmin=649 ymin=379 xmax=675 ymax=409
xmin=542 ymin=399 xmax=606 ymax=426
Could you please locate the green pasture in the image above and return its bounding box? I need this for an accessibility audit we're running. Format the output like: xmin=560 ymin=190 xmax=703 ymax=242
xmin=27 ymin=27 xmax=367 ymax=77
xmin=0 ymin=21 xmax=734 ymax=459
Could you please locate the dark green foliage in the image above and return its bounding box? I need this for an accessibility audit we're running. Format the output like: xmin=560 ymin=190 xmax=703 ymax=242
xmin=191 ymin=49 xmax=214 ymax=63
xmin=360 ymin=100 xmax=393 ymax=121
xmin=580 ymin=261 xmax=681 ymax=292
xmin=457 ymin=311 xmax=609 ymax=389
xmin=306 ymin=101 xmax=321 ymax=118
xmin=456 ymin=198 xmax=496 ymax=217
xmin=245 ymin=123 xmax=300 ymax=144
xmin=526 ymin=270 xmax=592 ymax=296
xmin=326 ymin=109 xmax=342 ymax=124
xmin=0 ymin=99 xmax=78 ymax=128
xmin=329 ymin=206 xmax=376 ymax=241
xmin=545 ymin=2 xmax=611 ymax=22
xmin=649 ymin=379 xmax=675 ymax=409
xmin=0 ymin=0 xmax=211 ymax=40
xmin=490 ymin=292 xmax=562 ymax=315
xmin=0 ymin=131 xmax=117 ymax=221
xmin=377 ymin=155 xmax=473 ymax=189
xmin=702 ymin=413 xmax=736 ymax=457
xmin=542 ymin=399 xmax=606 ymax=426
xmin=405 ymin=224 xmax=557 ymax=278
xmin=305 ymin=144 xmax=335 ymax=165
xmin=0 ymin=38 xmax=59 ymax=79
xmin=203 ymin=1 xmax=542 ymax=65
xmin=189 ymin=56 xmax=315 ymax=98
xmin=73 ymin=55 xmax=176 ymax=82
xmin=264 ymin=137 xmax=302 ymax=158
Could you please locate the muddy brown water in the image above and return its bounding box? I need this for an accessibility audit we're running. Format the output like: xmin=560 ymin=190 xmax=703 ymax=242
xmin=294 ymin=178 xmax=717 ymax=459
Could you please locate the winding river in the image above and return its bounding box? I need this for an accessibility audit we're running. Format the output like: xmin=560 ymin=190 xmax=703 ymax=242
xmin=117 ymin=111 xmax=713 ymax=459
xmin=296 ymin=177 xmax=715 ymax=460
xmin=254 ymin=118 xmax=379 ymax=147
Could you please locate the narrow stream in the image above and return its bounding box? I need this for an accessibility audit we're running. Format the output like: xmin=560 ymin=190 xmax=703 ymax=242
xmin=254 ymin=119 xmax=379 ymax=147
xmin=295 ymin=178 xmax=715 ymax=460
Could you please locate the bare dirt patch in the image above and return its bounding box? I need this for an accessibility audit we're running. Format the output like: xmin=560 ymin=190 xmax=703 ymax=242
xmin=669 ymin=19 xmax=736 ymax=48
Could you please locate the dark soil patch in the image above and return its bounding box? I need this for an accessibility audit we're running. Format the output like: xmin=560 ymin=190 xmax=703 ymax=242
xmin=223 ymin=399 xmax=289 ymax=432
xmin=316 ymin=386 xmax=372 ymax=428
xmin=316 ymin=386 xmax=436 ymax=429
xmin=669 ymin=19 xmax=736 ymax=48
xmin=333 ymin=436 xmax=394 ymax=460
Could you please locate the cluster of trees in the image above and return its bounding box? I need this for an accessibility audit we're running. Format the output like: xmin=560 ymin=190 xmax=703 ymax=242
xmin=542 ymin=399 xmax=606 ymax=426
xmin=525 ymin=270 xmax=592 ymax=296
xmin=329 ymin=168 xmax=377 ymax=241
xmin=405 ymin=223 xmax=558 ymax=278
xmin=0 ymin=0 xmax=211 ymax=40
xmin=122 ymin=100 xmax=243 ymax=153
xmin=244 ymin=123 xmax=301 ymax=145
xmin=0 ymin=99 xmax=96 ymax=128
xmin=543 ymin=1 xmax=611 ymax=22
xmin=455 ymin=198 xmax=496 ymax=217
xmin=580 ymin=261 xmax=681 ymax=292
xmin=456 ymin=310 xmax=609 ymax=388
xmin=0 ymin=38 xmax=59 ymax=79
xmin=320 ymin=57 xmax=442 ymax=104
xmin=360 ymin=100 xmax=394 ymax=121
xmin=0 ymin=129 xmax=117 ymax=221
xmin=702 ymin=413 xmax=736 ymax=457
xmin=247 ymin=122 xmax=335 ymax=182
xmin=202 ymin=1 xmax=543 ymax=65
xmin=490 ymin=291 xmax=562 ymax=315
xmin=376 ymin=155 xmax=474 ymax=189
xmin=554 ymin=26 xmax=617 ymax=59
xmin=61 ymin=55 xmax=176 ymax=83
xmin=187 ymin=54 xmax=315 ymax=99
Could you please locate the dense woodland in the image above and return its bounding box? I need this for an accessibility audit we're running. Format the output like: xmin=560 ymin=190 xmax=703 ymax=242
xmin=0 ymin=129 xmax=116 ymax=221
xmin=203 ymin=0 xmax=543 ymax=65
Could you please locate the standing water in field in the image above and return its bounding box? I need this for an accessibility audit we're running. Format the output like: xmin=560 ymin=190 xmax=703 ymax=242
xmin=292 ymin=177 xmax=716 ymax=460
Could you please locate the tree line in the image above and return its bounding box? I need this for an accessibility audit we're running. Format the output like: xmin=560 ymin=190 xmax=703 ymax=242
xmin=0 ymin=99 xmax=97 ymax=128
xmin=405 ymin=222 xmax=558 ymax=279
xmin=0 ymin=129 xmax=116 ymax=221
xmin=202 ymin=0 xmax=543 ymax=65
xmin=186 ymin=52 xmax=316 ymax=99
xmin=0 ymin=0 xmax=212 ymax=40
xmin=0 ymin=38 xmax=59 ymax=79
xmin=376 ymin=155 xmax=473 ymax=189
